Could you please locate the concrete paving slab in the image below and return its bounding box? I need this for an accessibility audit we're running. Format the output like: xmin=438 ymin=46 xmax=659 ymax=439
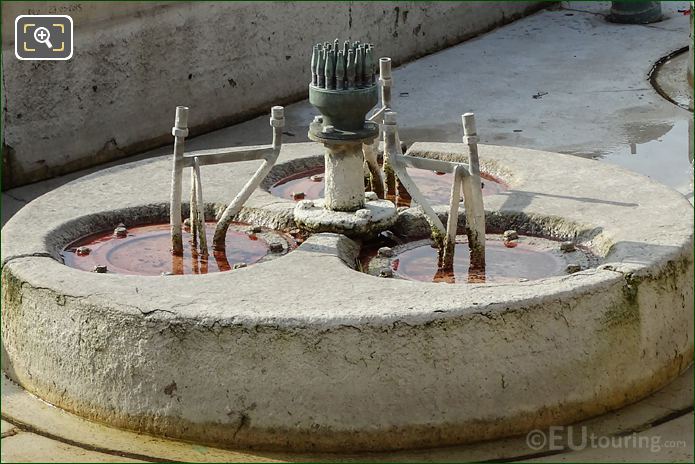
xmin=528 ymin=364 xmax=692 ymax=450
xmin=0 ymin=432 xmax=146 ymax=463
xmin=1 ymin=193 xmax=26 ymax=227
xmin=639 ymin=362 xmax=695 ymax=412
xmin=1 ymin=419 xmax=18 ymax=438
xmin=527 ymin=413 xmax=694 ymax=463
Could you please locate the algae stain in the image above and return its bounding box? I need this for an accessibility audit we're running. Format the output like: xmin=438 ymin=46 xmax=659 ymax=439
xmin=1 ymin=268 xmax=23 ymax=308
xmin=602 ymin=299 xmax=640 ymax=328
xmin=601 ymin=273 xmax=641 ymax=329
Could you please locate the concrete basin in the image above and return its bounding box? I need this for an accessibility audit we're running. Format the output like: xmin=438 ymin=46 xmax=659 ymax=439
xmin=1 ymin=141 xmax=692 ymax=452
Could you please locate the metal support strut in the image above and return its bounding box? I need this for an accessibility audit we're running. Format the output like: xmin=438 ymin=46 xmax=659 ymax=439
xmin=384 ymin=110 xmax=486 ymax=273
xmin=169 ymin=106 xmax=284 ymax=255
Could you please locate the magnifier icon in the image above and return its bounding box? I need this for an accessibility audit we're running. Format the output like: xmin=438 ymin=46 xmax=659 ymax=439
xmin=33 ymin=27 xmax=53 ymax=49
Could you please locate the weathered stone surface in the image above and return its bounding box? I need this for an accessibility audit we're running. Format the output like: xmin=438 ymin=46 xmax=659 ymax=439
xmin=1 ymin=142 xmax=692 ymax=452
xmin=1 ymin=368 xmax=692 ymax=462
xmin=293 ymin=198 xmax=398 ymax=237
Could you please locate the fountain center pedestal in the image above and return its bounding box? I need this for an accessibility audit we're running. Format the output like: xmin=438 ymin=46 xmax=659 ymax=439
xmin=294 ymin=40 xmax=398 ymax=237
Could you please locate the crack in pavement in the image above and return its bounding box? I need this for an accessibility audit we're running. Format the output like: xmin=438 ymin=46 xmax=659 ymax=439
xmin=0 ymin=414 xmax=177 ymax=463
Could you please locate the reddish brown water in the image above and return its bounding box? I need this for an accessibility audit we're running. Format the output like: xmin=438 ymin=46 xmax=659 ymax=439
xmin=270 ymin=166 xmax=507 ymax=206
xmin=371 ymin=239 xmax=568 ymax=284
xmin=62 ymin=223 xmax=292 ymax=276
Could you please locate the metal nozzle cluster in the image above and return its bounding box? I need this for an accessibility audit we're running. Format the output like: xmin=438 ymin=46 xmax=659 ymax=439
xmin=311 ymin=40 xmax=376 ymax=90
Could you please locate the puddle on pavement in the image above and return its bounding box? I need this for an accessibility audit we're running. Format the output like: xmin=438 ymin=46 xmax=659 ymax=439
xmin=595 ymin=119 xmax=693 ymax=202
xmin=399 ymin=118 xmax=692 ymax=204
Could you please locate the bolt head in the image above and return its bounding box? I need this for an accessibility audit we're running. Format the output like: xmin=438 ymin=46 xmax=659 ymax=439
xmin=297 ymin=200 xmax=314 ymax=209
xmin=379 ymin=267 xmax=393 ymax=278
xmin=76 ymin=246 xmax=91 ymax=256
xmin=377 ymin=246 xmax=394 ymax=258
xmin=566 ymin=264 xmax=581 ymax=274
xmin=560 ymin=241 xmax=576 ymax=253
xmin=269 ymin=242 xmax=284 ymax=253
xmin=355 ymin=208 xmax=372 ymax=219
xmin=114 ymin=226 xmax=128 ymax=238
xmin=502 ymin=230 xmax=519 ymax=241
xmin=378 ymin=230 xmax=401 ymax=246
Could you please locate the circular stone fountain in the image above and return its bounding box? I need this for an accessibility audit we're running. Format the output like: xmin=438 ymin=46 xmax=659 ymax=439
xmin=2 ymin=41 xmax=693 ymax=452
xmin=2 ymin=141 xmax=692 ymax=452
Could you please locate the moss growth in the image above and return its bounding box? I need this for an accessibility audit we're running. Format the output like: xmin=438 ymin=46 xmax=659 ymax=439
xmin=602 ymin=299 xmax=640 ymax=328
xmin=439 ymin=237 xmax=455 ymax=269
xmin=383 ymin=157 xmax=397 ymax=196
xmin=601 ymin=256 xmax=693 ymax=329
xmin=1 ymin=266 xmax=23 ymax=309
